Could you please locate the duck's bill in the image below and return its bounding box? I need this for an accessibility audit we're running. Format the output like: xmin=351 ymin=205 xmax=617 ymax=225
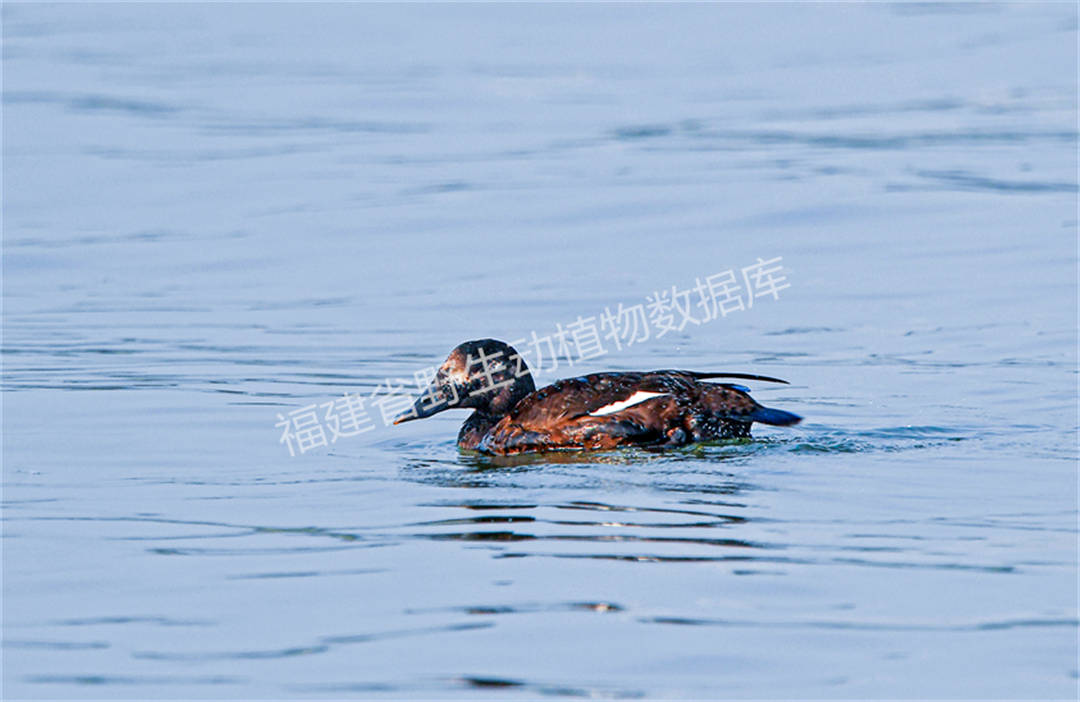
xmin=392 ymin=392 xmax=450 ymax=425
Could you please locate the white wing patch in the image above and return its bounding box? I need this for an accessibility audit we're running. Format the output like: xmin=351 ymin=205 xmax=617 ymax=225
xmin=588 ymin=391 xmax=668 ymax=417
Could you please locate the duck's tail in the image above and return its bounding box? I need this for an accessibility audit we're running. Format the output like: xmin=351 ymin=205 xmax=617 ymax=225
xmin=684 ymin=370 xmax=790 ymax=384
xmin=750 ymin=406 xmax=802 ymax=426
xmin=696 ymin=377 xmax=802 ymax=427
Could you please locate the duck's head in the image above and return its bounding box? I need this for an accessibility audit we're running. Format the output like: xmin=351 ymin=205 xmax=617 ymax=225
xmin=393 ymin=339 xmax=536 ymax=425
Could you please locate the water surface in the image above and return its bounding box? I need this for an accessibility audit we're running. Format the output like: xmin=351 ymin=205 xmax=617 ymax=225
xmin=3 ymin=3 xmax=1078 ymax=699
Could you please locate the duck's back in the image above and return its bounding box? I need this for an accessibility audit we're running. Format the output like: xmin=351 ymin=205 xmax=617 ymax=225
xmin=476 ymin=371 xmax=770 ymax=455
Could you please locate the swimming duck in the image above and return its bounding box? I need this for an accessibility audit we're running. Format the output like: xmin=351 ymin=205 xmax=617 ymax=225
xmin=393 ymin=339 xmax=801 ymax=455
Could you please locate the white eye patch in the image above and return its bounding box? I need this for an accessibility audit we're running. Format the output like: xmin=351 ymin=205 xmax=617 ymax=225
xmin=442 ymin=366 xmax=469 ymax=386
xmin=588 ymin=391 xmax=668 ymax=417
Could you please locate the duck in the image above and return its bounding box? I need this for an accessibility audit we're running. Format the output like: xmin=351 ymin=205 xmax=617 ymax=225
xmin=393 ymin=339 xmax=801 ymax=455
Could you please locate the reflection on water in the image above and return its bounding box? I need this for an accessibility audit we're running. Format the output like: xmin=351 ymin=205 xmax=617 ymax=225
xmin=3 ymin=2 xmax=1077 ymax=700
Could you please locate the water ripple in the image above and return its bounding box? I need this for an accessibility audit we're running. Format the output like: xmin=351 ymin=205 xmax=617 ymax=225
xmin=132 ymin=622 xmax=495 ymax=663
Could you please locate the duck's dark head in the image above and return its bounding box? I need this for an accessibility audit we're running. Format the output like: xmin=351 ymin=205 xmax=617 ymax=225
xmin=393 ymin=338 xmax=536 ymax=426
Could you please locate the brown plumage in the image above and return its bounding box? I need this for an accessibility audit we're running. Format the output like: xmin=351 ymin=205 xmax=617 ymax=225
xmin=393 ymin=339 xmax=801 ymax=456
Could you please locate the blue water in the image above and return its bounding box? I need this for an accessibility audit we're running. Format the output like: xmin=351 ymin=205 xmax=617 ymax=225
xmin=3 ymin=3 xmax=1077 ymax=699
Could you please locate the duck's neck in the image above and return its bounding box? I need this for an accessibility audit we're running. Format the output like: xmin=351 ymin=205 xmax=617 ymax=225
xmin=458 ymin=411 xmax=498 ymax=450
xmin=457 ymin=375 xmax=536 ymax=450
